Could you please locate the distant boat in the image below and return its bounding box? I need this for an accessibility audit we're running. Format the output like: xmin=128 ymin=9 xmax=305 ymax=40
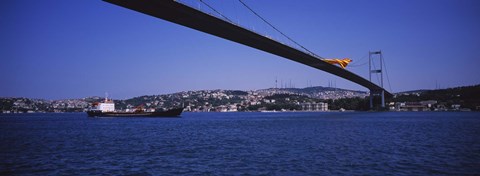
xmin=86 ymin=96 xmax=182 ymax=117
xmin=87 ymin=108 xmax=183 ymax=117
xmin=260 ymin=110 xmax=279 ymax=113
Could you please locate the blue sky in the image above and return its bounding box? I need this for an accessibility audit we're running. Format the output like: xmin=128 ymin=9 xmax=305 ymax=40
xmin=1 ymin=0 xmax=479 ymax=99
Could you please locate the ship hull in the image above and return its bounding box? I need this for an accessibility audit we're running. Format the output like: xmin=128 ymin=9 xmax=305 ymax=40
xmin=87 ymin=108 xmax=183 ymax=117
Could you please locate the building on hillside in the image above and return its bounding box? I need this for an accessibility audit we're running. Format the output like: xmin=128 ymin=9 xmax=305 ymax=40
xmin=420 ymin=100 xmax=437 ymax=109
xmin=301 ymin=102 xmax=328 ymax=111
xmin=395 ymin=102 xmax=429 ymax=111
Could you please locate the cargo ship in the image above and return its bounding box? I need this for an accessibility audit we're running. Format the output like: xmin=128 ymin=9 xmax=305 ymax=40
xmin=86 ymin=97 xmax=182 ymax=117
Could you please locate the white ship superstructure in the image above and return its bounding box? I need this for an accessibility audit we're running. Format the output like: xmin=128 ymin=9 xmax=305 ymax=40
xmin=98 ymin=98 xmax=115 ymax=112
xmin=92 ymin=96 xmax=115 ymax=112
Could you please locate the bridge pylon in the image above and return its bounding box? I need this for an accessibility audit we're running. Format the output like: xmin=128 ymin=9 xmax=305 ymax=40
xmin=369 ymin=51 xmax=385 ymax=109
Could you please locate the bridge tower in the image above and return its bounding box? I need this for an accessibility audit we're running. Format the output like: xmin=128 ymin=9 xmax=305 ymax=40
xmin=369 ymin=51 xmax=385 ymax=109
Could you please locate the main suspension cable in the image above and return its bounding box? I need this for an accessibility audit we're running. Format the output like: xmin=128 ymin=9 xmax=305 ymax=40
xmin=382 ymin=54 xmax=393 ymax=92
xmin=349 ymin=54 xmax=368 ymax=67
xmin=371 ymin=60 xmax=381 ymax=85
xmin=198 ymin=0 xmax=234 ymax=23
xmin=238 ymin=0 xmax=323 ymax=59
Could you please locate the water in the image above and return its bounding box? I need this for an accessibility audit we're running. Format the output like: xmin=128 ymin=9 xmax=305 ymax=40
xmin=1 ymin=112 xmax=479 ymax=175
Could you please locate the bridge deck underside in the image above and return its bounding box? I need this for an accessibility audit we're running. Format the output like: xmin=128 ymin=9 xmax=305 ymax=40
xmin=104 ymin=0 xmax=391 ymax=97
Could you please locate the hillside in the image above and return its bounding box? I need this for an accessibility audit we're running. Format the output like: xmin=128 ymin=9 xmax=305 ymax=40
xmin=393 ymin=85 xmax=480 ymax=109
xmin=257 ymin=86 xmax=368 ymax=100
xmin=1 ymin=85 xmax=479 ymax=112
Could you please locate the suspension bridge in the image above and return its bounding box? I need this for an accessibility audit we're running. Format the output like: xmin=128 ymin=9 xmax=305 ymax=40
xmin=103 ymin=0 xmax=392 ymax=108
